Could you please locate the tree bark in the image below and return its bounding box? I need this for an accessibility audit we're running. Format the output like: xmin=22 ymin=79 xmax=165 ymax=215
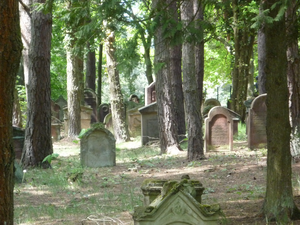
xmin=263 ymin=0 xmax=300 ymax=222
xmin=230 ymin=0 xmax=255 ymax=122
xmin=286 ymin=0 xmax=300 ymax=157
xmin=0 ymin=0 xmax=22 ymax=222
xmin=181 ymin=0 xmax=204 ymax=160
xmin=21 ymin=0 xmax=53 ymax=168
xmin=64 ymin=1 xmax=84 ymax=138
xmin=85 ymin=41 xmax=97 ymax=123
xmin=153 ymin=0 xmax=182 ymax=154
xmin=257 ymin=4 xmax=267 ymax=95
xmin=105 ymin=32 xmax=130 ymax=142
xmin=97 ymin=44 xmax=103 ymax=121
xmin=169 ymin=0 xmax=186 ymax=139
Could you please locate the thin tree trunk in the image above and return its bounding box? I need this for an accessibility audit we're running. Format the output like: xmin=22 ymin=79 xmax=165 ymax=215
xmin=257 ymin=4 xmax=267 ymax=95
xmin=0 ymin=0 xmax=22 ymax=222
xmin=22 ymin=0 xmax=53 ymax=168
xmin=263 ymin=0 xmax=300 ymax=221
xmin=85 ymin=41 xmax=97 ymax=123
xmin=169 ymin=0 xmax=186 ymax=139
xmin=181 ymin=0 xmax=204 ymax=160
xmin=97 ymin=44 xmax=103 ymax=121
xmin=105 ymin=32 xmax=130 ymax=142
xmin=286 ymin=0 xmax=300 ymax=157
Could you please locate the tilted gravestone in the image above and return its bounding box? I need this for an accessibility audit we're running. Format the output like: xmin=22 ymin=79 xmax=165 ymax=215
xmin=205 ymin=106 xmax=233 ymax=152
xmin=247 ymin=94 xmax=267 ymax=149
xmin=80 ymin=124 xmax=116 ymax=167
xmin=133 ymin=178 xmax=222 ymax=225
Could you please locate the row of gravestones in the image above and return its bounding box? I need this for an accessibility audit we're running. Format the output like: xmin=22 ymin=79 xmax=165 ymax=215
xmin=205 ymin=94 xmax=267 ymax=151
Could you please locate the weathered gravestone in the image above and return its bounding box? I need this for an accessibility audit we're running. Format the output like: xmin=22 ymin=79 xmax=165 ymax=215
xmin=127 ymin=107 xmax=142 ymax=137
xmin=247 ymin=94 xmax=267 ymax=149
xmin=80 ymin=124 xmax=116 ymax=167
xmin=205 ymin=106 xmax=233 ymax=152
xmin=51 ymin=116 xmax=62 ymax=142
xmin=138 ymin=102 xmax=159 ymax=145
xmin=133 ymin=178 xmax=222 ymax=225
xmin=98 ymin=103 xmax=110 ymax=123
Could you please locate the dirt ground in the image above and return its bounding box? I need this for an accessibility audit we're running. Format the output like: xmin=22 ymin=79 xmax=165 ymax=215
xmin=14 ymin=139 xmax=300 ymax=225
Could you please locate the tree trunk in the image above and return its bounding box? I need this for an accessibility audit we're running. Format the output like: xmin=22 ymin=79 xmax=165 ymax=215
xmin=143 ymin=35 xmax=154 ymax=85
xmin=0 ymin=0 xmax=22 ymax=222
xmin=105 ymin=32 xmax=130 ymax=142
xmin=19 ymin=0 xmax=31 ymax=100
xmin=153 ymin=0 xmax=182 ymax=154
xmin=85 ymin=41 xmax=97 ymax=123
xmin=181 ymin=0 xmax=204 ymax=160
xmin=263 ymin=0 xmax=300 ymax=222
xmin=230 ymin=0 xmax=255 ymax=122
xmin=257 ymin=4 xmax=267 ymax=95
xmin=13 ymin=87 xmax=23 ymax=128
xmin=97 ymin=44 xmax=103 ymax=121
xmin=21 ymin=0 xmax=53 ymax=168
xmin=169 ymin=0 xmax=186 ymax=139
xmin=64 ymin=0 xmax=84 ymax=138
xmin=66 ymin=47 xmax=83 ymax=137
xmin=286 ymin=0 xmax=300 ymax=157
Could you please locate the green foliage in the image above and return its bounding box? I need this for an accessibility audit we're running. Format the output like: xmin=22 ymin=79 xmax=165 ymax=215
xmin=42 ymin=153 xmax=59 ymax=165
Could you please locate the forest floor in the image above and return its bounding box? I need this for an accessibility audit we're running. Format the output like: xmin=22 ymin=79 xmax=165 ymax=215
xmin=14 ymin=138 xmax=300 ymax=225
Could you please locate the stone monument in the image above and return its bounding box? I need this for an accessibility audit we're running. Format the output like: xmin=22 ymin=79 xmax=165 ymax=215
xmin=247 ymin=94 xmax=267 ymax=149
xmin=133 ymin=178 xmax=222 ymax=225
xmin=205 ymin=106 xmax=233 ymax=151
xmin=80 ymin=124 xmax=116 ymax=167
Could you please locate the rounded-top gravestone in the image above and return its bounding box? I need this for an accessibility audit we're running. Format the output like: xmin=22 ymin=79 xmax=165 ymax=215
xmin=80 ymin=124 xmax=116 ymax=167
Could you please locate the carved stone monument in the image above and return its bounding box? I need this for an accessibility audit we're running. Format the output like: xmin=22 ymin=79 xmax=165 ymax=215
xmin=247 ymin=94 xmax=267 ymax=149
xmin=205 ymin=106 xmax=233 ymax=151
xmin=133 ymin=178 xmax=222 ymax=225
xmin=80 ymin=124 xmax=116 ymax=168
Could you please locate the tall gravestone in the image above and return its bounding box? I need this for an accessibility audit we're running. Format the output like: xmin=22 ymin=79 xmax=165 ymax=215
xmin=205 ymin=106 xmax=233 ymax=152
xmin=247 ymin=94 xmax=267 ymax=149
xmin=80 ymin=124 xmax=116 ymax=167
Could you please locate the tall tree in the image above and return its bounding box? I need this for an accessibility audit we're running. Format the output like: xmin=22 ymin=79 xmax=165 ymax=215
xmin=0 ymin=0 xmax=22 ymax=222
xmin=230 ymin=0 xmax=256 ymax=122
xmin=64 ymin=0 xmax=85 ymax=138
xmin=286 ymin=0 xmax=300 ymax=156
xmin=105 ymin=31 xmax=130 ymax=142
xmin=263 ymin=0 xmax=300 ymax=222
xmin=181 ymin=0 xmax=204 ymax=160
xmin=168 ymin=0 xmax=186 ymax=139
xmin=153 ymin=0 xmax=182 ymax=154
xmin=21 ymin=0 xmax=53 ymax=168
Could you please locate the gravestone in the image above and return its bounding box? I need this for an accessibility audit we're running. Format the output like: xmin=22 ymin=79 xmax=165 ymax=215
xmin=133 ymin=179 xmax=221 ymax=225
xmin=205 ymin=106 xmax=233 ymax=151
xmin=55 ymin=95 xmax=67 ymax=121
xmin=99 ymin=103 xmax=110 ymax=123
xmin=202 ymin=98 xmax=221 ymax=116
xmin=138 ymin=102 xmax=159 ymax=145
xmin=127 ymin=107 xmax=142 ymax=137
xmin=247 ymin=94 xmax=267 ymax=149
xmin=80 ymin=124 xmax=116 ymax=167
xmin=145 ymin=81 xmax=156 ymax=106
